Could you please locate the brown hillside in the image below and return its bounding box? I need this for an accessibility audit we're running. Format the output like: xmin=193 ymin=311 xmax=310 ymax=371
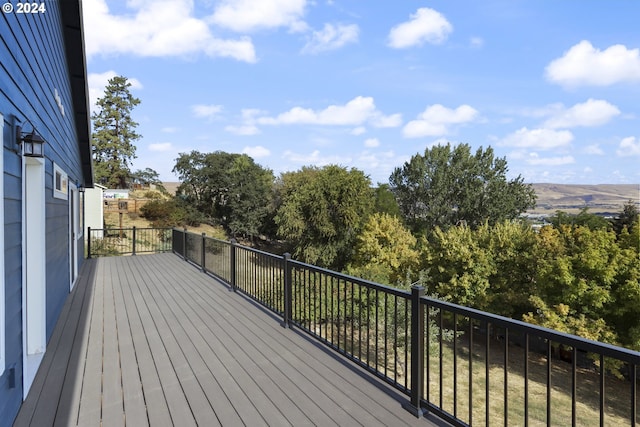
xmin=530 ymin=183 xmax=639 ymax=214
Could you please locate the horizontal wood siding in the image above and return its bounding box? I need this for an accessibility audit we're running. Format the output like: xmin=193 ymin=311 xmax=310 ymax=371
xmin=1 ymin=2 xmax=89 ymax=425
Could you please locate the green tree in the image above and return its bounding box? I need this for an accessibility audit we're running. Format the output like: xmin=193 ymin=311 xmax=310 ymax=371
xmin=419 ymin=224 xmax=494 ymax=309
xmin=347 ymin=213 xmax=419 ymax=285
xmin=140 ymin=198 xmax=204 ymax=228
xmin=612 ymin=200 xmax=639 ymax=236
xmin=373 ymin=184 xmax=401 ymax=217
xmin=173 ymin=150 xmax=273 ymax=238
xmin=132 ymin=167 xmax=159 ymax=186
xmin=549 ymin=207 xmax=611 ymax=231
xmin=525 ymin=225 xmax=623 ymax=344
xmin=91 ymin=76 xmax=141 ymax=188
xmin=389 ymin=143 xmax=536 ymax=233
xmin=131 ymin=167 xmax=165 ymax=190
xmin=274 ymin=165 xmax=373 ymax=270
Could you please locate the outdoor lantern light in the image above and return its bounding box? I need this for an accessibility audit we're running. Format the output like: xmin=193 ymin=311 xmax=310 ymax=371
xmin=16 ymin=124 xmax=46 ymax=157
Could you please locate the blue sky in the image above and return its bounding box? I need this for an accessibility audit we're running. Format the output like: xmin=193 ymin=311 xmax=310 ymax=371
xmin=83 ymin=0 xmax=640 ymax=185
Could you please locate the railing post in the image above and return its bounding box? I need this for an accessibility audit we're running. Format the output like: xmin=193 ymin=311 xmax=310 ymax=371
xmin=87 ymin=227 xmax=91 ymax=259
xmin=230 ymin=238 xmax=237 ymax=291
xmin=182 ymin=228 xmax=187 ymax=261
xmin=201 ymin=233 xmax=206 ymax=273
xmin=403 ymin=285 xmax=426 ymax=418
xmin=132 ymin=226 xmax=137 ymax=256
xmin=280 ymin=253 xmax=292 ymax=328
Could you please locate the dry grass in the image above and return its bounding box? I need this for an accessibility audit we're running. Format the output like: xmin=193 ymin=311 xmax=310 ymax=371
xmin=103 ymin=211 xmax=227 ymax=239
xmin=427 ymin=335 xmax=638 ymax=426
xmin=303 ymin=316 xmax=638 ymax=426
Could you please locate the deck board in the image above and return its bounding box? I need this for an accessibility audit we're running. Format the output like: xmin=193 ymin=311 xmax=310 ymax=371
xmin=14 ymin=253 xmax=447 ymax=426
xmin=111 ymin=263 xmax=148 ymax=427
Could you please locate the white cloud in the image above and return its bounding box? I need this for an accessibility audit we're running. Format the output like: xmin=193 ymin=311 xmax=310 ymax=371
xmin=526 ymin=153 xmax=575 ymax=166
xmin=148 ymin=142 xmax=173 ymax=152
xmin=351 ymin=126 xmax=367 ymax=135
xmin=387 ymin=8 xmax=452 ymax=49
xmin=302 ymin=23 xmax=359 ymax=54
xmin=364 ymin=138 xmax=380 ymax=148
xmin=403 ymin=104 xmax=478 ymax=138
xmin=226 ymin=125 xmax=261 ymax=135
xmin=161 ymin=127 xmax=178 ymax=133
xmin=353 ymin=150 xmax=410 ymax=184
xmin=371 ymin=113 xmax=403 ymax=128
xmin=584 ymin=144 xmax=605 ymax=155
xmin=83 ymin=0 xmax=256 ymax=62
xmin=225 ymin=108 xmax=267 ymax=135
xmin=242 ymin=145 xmax=271 ymax=158
xmin=88 ymin=70 xmax=143 ymax=113
xmin=617 ymin=137 xmax=640 ymax=156
xmin=470 ymin=37 xmax=484 ymax=48
xmin=543 ymin=99 xmax=620 ymax=129
xmin=192 ymin=104 xmax=223 ymax=120
xmin=257 ymin=96 xmax=400 ymax=127
xmin=283 ymin=149 xmax=349 ymax=165
xmin=546 ymin=40 xmax=640 ymax=88
xmin=209 ymin=0 xmax=307 ymax=33
xmin=500 ymin=127 xmax=574 ymax=150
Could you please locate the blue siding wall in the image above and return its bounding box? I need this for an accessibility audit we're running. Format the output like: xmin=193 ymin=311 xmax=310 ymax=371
xmin=1 ymin=4 xmax=88 ymax=425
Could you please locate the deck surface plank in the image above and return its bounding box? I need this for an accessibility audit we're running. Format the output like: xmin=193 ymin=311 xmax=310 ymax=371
xmin=111 ymin=261 xmax=148 ymax=427
xmin=101 ymin=266 xmax=125 ymax=427
xmin=76 ymin=260 xmax=106 ymax=427
xmin=117 ymin=258 xmax=173 ymax=427
xmin=14 ymin=253 xmax=445 ymax=427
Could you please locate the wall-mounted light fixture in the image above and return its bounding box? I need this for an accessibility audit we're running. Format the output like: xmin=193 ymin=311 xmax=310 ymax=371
xmin=16 ymin=123 xmax=46 ymax=157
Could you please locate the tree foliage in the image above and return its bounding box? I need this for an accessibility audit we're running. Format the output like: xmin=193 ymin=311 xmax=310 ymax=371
xmin=91 ymin=76 xmax=141 ymax=188
xmin=173 ymin=150 xmax=274 ymax=238
xmin=140 ymin=198 xmax=204 ymax=228
xmin=274 ymin=165 xmax=373 ymax=270
xmin=417 ymin=216 xmax=640 ymax=350
xmin=549 ymin=207 xmax=611 ymax=231
xmin=612 ymin=200 xmax=639 ymax=235
xmin=131 ymin=167 xmax=165 ymax=192
xmin=420 ymin=221 xmax=538 ymax=316
xmin=373 ymin=184 xmax=401 ymax=217
xmin=389 ymin=143 xmax=536 ymax=233
xmin=346 ymin=213 xmax=419 ymax=285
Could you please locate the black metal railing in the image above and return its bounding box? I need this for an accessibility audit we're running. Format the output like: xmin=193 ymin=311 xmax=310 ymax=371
xmin=172 ymin=228 xmax=640 ymax=427
xmin=87 ymin=227 xmax=172 ymax=257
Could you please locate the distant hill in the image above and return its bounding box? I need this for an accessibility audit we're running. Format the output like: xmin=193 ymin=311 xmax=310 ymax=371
xmin=163 ymin=182 xmax=181 ymax=195
xmin=164 ymin=181 xmax=638 ymax=215
xmin=530 ymin=183 xmax=639 ymax=214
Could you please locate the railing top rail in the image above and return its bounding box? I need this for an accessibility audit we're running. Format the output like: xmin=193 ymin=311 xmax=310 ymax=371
xmin=423 ymin=296 xmax=640 ymax=363
xmin=90 ymin=227 xmax=172 ymax=231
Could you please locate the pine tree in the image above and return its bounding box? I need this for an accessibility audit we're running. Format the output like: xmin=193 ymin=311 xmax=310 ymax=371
xmin=91 ymin=76 xmax=141 ymax=188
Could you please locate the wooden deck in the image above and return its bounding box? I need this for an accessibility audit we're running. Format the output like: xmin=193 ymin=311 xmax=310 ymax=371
xmin=14 ymin=253 xmax=446 ymax=426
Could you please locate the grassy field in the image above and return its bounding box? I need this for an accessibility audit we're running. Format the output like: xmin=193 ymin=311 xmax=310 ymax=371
xmin=427 ymin=335 xmax=637 ymax=426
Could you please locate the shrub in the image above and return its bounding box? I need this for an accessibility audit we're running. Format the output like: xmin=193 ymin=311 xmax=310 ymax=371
xmin=140 ymin=198 xmax=205 ymax=228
